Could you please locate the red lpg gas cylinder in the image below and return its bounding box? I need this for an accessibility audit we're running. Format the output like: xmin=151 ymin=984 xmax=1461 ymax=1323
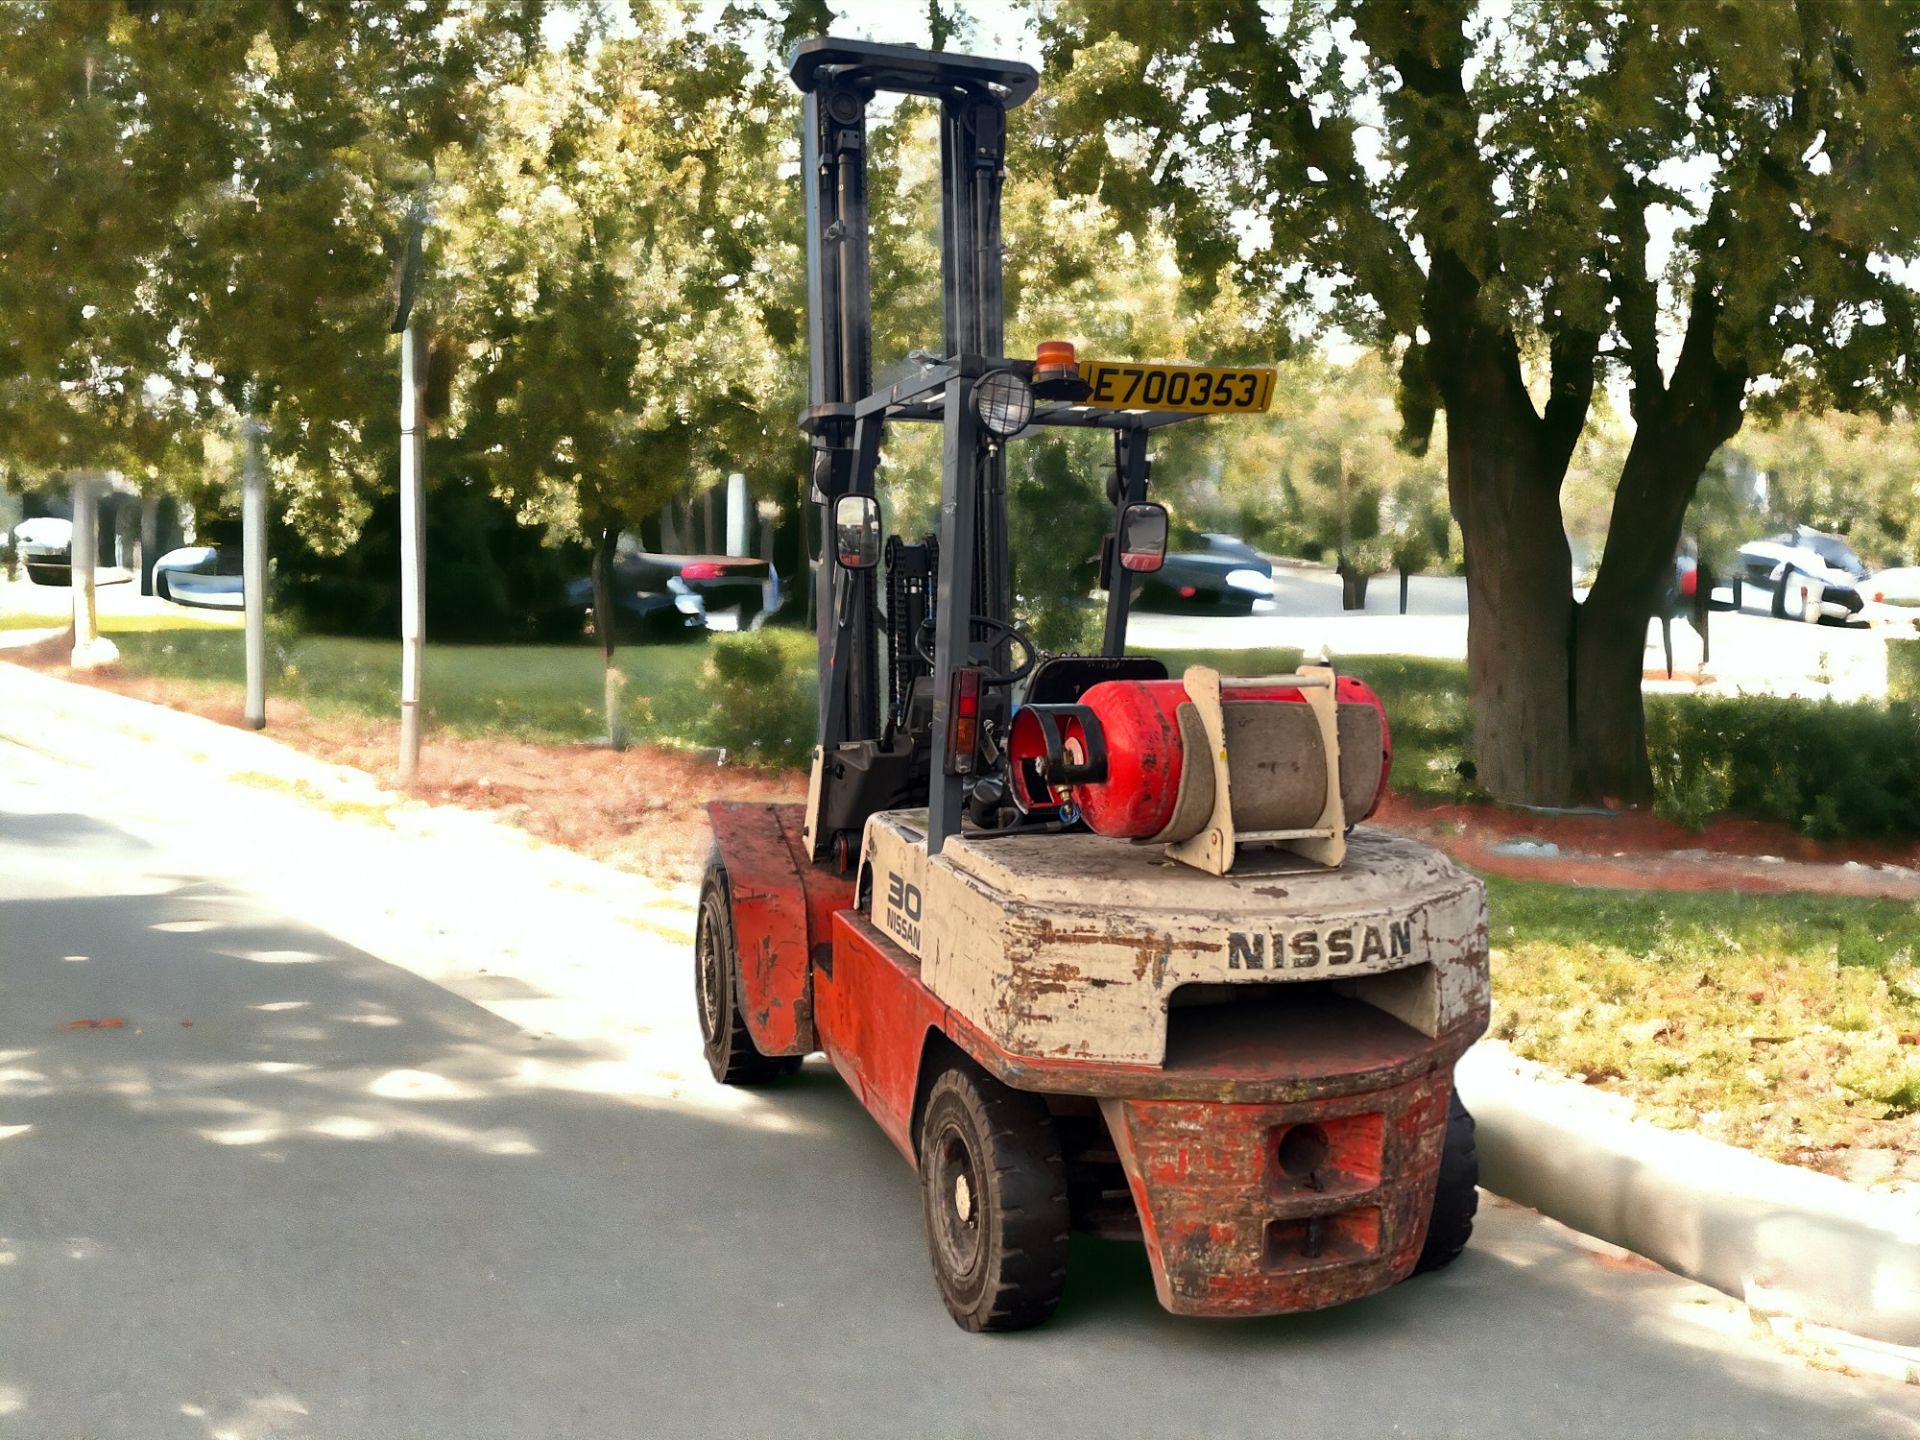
xmin=1010 ymin=676 xmax=1392 ymax=839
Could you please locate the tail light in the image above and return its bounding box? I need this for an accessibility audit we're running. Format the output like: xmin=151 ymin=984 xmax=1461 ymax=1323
xmin=947 ymin=666 xmax=982 ymax=775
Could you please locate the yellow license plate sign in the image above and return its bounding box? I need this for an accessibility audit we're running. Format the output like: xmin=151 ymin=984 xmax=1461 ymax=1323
xmin=1078 ymin=361 xmax=1275 ymax=414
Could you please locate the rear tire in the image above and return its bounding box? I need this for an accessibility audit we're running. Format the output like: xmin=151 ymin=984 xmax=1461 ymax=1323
xmin=1412 ymin=1090 xmax=1478 ymax=1275
xmin=695 ymin=854 xmax=801 ymax=1087
xmin=917 ymin=1064 xmax=1071 ymax=1332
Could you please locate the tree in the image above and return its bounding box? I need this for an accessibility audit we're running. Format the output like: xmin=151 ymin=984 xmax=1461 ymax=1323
xmin=0 ymin=1 xmax=553 ymax=562
xmin=1041 ymin=1 xmax=1920 ymax=804
xmin=1212 ymin=354 xmax=1448 ymax=577
xmin=159 ymin=0 xmax=549 ymax=539
xmin=1708 ymin=409 xmax=1920 ymax=568
xmin=0 ymin=4 xmax=239 ymax=490
xmin=441 ymin=19 xmax=797 ymax=741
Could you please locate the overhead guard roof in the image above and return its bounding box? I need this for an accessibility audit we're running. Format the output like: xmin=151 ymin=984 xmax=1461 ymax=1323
xmin=788 ymin=35 xmax=1038 ymax=107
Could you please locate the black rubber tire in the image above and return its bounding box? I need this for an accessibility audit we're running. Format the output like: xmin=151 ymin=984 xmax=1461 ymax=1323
xmin=694 ymin=854 xmax=801 ymax=1087
xmin=1770 ymin=580 xmax=1789 ymax=620
xmin=1412 ymin=1090 xmax=1478 ymax=1275
xmin=917 ymin=1065 xmax=1071 ymax=1332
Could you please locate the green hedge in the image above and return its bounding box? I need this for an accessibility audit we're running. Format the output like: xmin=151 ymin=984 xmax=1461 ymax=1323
xmin=683 ymin=630 xmax=817 ymax=768
xmin=1889 ymin=637 xmax=1920 ymax=705
xmin=685 ymin=636 xmax=1920 ymax=838
xmin=1646 ymin=693 xmax=1920 ymax=838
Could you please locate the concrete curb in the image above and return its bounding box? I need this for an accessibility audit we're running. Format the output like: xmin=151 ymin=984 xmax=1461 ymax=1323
xmin=1458 ymin=1041 xmax=1920 ymax=1349
xmin=8 ymin=659 xmax=1917 ymax=1353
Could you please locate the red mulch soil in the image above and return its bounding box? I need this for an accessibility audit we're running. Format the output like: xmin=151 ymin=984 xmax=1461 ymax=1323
xmin=1373 ymin=789 xmax=1920 ymax=898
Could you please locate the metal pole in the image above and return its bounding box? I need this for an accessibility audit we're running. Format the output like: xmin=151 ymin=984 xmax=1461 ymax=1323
xmin=242 ymin=414 xmax=268 ymax=729
xmin=1101 ymin=429 xmax=1150 ymax=656
xmin=726 ymin=473 xmax=748 ymax=556
xmin=69 ymin=472 xmax=99 ymax=660
xmin=398 ymin=321 xmax=428 ymax=783
xmin=928 ymin=375 xmax=980 ymax=855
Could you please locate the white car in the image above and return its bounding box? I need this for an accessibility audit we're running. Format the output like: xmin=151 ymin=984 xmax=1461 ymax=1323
xmin=1735 ymin=529 xmax=1867 ymax=624
xmin=153 ymin=545 xmax=245 ymax=609
xmin=11 ymin=516 xmax=73 ymax=585
xmin=1860 ymin=566 xmax=1920 ymax=631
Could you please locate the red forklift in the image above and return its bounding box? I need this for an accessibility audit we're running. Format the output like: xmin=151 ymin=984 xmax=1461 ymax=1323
xmin=697 ymin=38 xmax=1490 ymax=1332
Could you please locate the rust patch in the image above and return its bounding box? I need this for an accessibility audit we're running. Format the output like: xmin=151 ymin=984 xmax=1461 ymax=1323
xmin=1101 ymin=1066 xmax=1455 ymax=1316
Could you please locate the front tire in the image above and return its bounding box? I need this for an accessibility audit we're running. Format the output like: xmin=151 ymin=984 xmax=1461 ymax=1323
xmin=695 ymin=854 xmax=800 ymax=1087
xmin=1412 ymin=1090 xmax=1478 ymax=1275
xmin=917 ymin=1065 xmax=1071 ymax=1332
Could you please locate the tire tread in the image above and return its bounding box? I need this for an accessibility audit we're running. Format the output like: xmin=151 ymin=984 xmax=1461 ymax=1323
xmin=697 ymin=856 xmax=801 ymax=1088
xmin=919 ymin=1066 xmax=1072 ymax=1332
xmin=1412 ymin=1090 xmax=1478 ymax=1275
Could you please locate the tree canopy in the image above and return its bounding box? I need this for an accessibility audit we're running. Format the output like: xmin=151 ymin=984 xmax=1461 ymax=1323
xmin=1041 ymin=0 xmax=1920 ymax=804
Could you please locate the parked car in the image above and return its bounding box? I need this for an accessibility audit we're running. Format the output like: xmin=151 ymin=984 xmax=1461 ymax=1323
xmin=153 ymin=544 xmax=244 ymax=609
xmin=1194 ymin=532 xmax=1271 ymax=569
xmin=607 ymin=543 xmax=774 ymax=631
xmin=12 ymin=516 xmax=74 ymax=585
xmin=562 ymin=538 xmax=776 ymax=640
xmin=1735 ymin=527 xmax=1869 ymax=624
xmin=1860 ymin=565 xmax=1920 ymax=631
xmin=1133 ymin=531 xmax=1274 ymax=614
xmin=561 ymin=572 xmax=709 ymax=642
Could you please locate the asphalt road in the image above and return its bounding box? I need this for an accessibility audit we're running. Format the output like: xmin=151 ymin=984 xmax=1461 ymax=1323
xmin=3 ymin=696 xmax=1918 ymax=1439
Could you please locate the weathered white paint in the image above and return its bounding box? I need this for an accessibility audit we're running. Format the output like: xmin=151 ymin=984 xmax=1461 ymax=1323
xmin=863 ymin=816 xmax=1487 ymax=1067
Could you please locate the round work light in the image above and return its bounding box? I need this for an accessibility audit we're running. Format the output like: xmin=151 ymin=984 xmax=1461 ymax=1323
xmin=974 ymin=369 xmax=1034 ymax=437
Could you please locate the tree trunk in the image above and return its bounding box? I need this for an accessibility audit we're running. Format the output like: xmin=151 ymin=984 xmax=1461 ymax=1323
xmin=137 ymin=494 xmax=159 ymax=595
xmin=589 ymin=524 xmax=627 ymax=751
xmin=1571 ymin=421 xmax=1738 ymax=802
xmin=1451 ymin=412 xmax=1577 ymax=806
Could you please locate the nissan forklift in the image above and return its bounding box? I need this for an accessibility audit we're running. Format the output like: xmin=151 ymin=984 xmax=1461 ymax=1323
xmin=696 ymin=37 xmax=1490 ymax=1331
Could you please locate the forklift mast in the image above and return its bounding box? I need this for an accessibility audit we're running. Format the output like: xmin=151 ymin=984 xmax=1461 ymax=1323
xmin=791 ymin=39 xmax=1166 ymax=858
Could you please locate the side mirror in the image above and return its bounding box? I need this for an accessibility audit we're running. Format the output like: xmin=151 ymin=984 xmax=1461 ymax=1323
xmin=833 ymin=493 xmax=881 ymax=570
xmin=1117 ymin=502 xmax=1169 ymax=573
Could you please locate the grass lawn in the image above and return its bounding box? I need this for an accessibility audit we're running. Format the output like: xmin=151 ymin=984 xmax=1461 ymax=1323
xmin=0 ymin=608 xmax=240 ymax=632
xmin=97 ymin=625 xmax=817 ymax=746
xmin=1487 ymin=874 xmax=1920 ymax=1171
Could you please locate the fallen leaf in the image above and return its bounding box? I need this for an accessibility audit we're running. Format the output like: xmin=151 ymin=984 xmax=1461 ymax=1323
xmin=1899 ymin=1032 xmax=1919 ymax=1046
xmin=1589 ymin=1249 xmax=1663 ymax=1274
xmin=62 ymin=1018 xmax=125 ymax=1030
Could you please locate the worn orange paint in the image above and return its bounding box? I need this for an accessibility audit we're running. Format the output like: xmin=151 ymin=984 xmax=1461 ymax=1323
xmin=817 ymin=912 xmax=947 ymax=1160
xmin=1103 ymin=1069 xmax=1455 ymax=1317
xmin=707 ymin=802 xmax=852 ymax=1057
